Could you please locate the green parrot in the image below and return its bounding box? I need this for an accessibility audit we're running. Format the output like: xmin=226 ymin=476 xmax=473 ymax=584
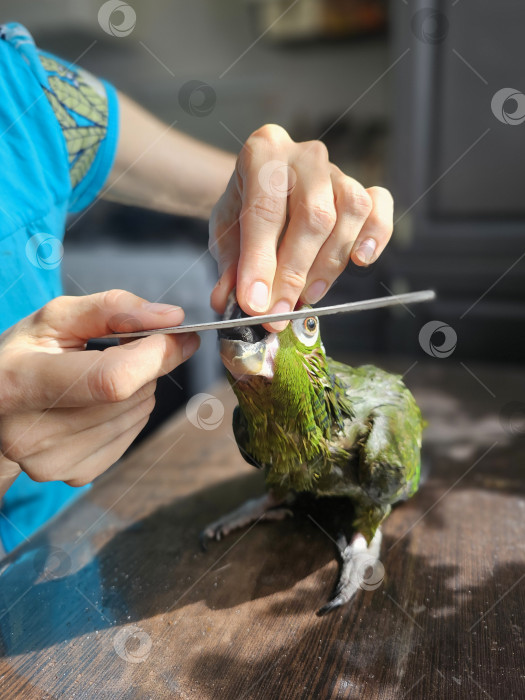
xmin=202 ymin=292 xmax=424 ymax=615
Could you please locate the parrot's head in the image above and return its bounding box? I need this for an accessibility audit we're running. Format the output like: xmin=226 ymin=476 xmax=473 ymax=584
xmin=218 ymin=291 xmax=324 ymax=383
xmin=218 ymin=291 xmax=352 ymax=490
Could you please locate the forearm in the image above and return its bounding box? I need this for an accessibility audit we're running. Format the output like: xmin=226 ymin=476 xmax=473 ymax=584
xmin=104 ymin=92 xmax=236 ymax=219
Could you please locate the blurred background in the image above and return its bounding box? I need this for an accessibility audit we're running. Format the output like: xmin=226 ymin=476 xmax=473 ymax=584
xmin=4 ymin=0 xmax=524 ymax=438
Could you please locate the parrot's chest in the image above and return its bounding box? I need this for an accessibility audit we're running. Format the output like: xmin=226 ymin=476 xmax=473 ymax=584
xmin=259 ymin=416 xmax=366 ymax=499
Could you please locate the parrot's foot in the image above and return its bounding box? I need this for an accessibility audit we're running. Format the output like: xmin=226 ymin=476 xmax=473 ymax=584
xmin=317 ymin=528 xmax=383 ymax=616
xmin=200 ymin=491 xmax=293 ymax=550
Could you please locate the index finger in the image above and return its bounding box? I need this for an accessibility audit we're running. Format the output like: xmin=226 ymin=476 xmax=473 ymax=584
xmin=235 ymin=128 xmax=293 ymax=315
xmin=4 ymin=332 xmax=199 ymax=411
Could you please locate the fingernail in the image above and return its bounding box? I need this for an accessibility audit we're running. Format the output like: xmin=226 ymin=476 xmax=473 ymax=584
xmin=269 ymin=300 xmax=291 ymax=332
xmin=182 ymin=334 xmax=200 ymax=360
xmin=247 ymin=281 xmax=269 ymax=312
xmin=304 ymin=280 xmax=328 ymax=304
xmin=354 ymin=238 xmax=377 ymax=265
xmin=142 ymin=302 xmax=182 ymax=315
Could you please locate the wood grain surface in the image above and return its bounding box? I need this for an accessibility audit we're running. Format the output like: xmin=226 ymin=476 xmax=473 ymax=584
xmin=0 ymin=358 xmax=523 ymax=699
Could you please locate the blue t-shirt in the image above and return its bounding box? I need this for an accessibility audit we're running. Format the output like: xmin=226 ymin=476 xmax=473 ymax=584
xmin=0 ymin=23 xmax=119 ymax=552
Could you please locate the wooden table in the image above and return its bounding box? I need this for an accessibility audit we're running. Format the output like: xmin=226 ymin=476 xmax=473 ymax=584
xmin=0 ymin=358 xmax=524 ymax=699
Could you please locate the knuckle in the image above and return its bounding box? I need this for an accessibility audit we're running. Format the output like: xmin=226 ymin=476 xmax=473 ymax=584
xmin=279 ymin=264 xmax=307 ymax=292
xmin=249 ymin=124 xmax=289 ymax=149
xmin=369 ymin=185 xmax=394 ymax=206
xmin=324 ymin=251 xmax=348 ymax=275
xmin=339 ymin=184 xmax=373 ymax=218
xmin=248 ymin=196 xmax=285 ymax=226
xmin=101 ymin=289 xmax=129 ymax=309
xmin=299 ymin=201 xmax=337 ymax=235
xmin=242 ymin=247 xmax=276 ymax=273
xmin=311 ymin=205 xmax=337 ymax=234
xmin=305 ymin=139 xmax=329 ymax=161
xmin=89 ymin=364 xmax=131 ymax=403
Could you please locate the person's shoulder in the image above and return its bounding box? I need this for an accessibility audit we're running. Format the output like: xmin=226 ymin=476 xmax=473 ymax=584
xmin=0 ymin=21 xmax=119 ymax=224
xmin=0 ymin=23 xmax=71 ymax=236
xmin=0 ymin=23 xmax=49 ymax=85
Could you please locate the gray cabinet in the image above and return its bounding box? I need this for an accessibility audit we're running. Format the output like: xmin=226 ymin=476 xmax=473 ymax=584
xmin=390 ymin=0 xmax=525 ymax=362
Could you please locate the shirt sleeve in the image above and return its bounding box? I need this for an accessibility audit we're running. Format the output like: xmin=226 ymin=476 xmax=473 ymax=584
xmin=0 ymin=22 xmax=119 ymax=214
xmin=37 ymin=51 xmax=120 ymax=213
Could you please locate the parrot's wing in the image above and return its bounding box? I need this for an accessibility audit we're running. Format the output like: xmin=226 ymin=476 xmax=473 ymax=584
xmin=326 ymin=361 xmax=424 ymax=543
xmin=356 ymin=376 xmax=423 ymax=504
xmin=232 ymin=405 xmax=264 ymax=470
xmin=355 ymin=371 xmax=423 ymax=541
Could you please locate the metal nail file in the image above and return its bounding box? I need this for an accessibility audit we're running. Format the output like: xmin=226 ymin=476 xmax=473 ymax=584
xmin=101 ymin=290 xmax=436 ymax=339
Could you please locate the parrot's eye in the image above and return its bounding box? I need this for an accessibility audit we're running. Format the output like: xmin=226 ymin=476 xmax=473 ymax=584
xmin=304 ymin=317 xmax=317 ymax=334
xmin=291 ymin=315 xmax=319 ymax=347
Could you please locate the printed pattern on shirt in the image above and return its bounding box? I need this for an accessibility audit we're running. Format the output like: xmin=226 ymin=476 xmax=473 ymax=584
xmin=38 ymin=54 xmax=109 ymax=190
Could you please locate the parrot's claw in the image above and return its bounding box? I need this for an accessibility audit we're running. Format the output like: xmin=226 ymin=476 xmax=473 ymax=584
xmin=200 ymin=491 xmax=292 ymax=550
xmin=316 ymin=595 xmax=348 ymax=617
xmin=317 ymin=529 xmax=383 ymax=616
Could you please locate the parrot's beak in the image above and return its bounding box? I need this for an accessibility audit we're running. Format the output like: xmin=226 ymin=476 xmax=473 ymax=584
xmin=218 ymin=290 xmax=278 ymax=379
xmin=219 ymin=337 xmax=269 ymax=376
